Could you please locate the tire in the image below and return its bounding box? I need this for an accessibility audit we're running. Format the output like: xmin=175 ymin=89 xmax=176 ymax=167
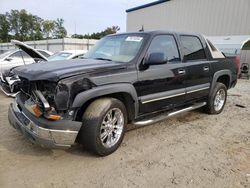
xmin=205 ymin=82 xmax=227 ymax=114
xmin=79 ymin=98 xmax=127 ymax=156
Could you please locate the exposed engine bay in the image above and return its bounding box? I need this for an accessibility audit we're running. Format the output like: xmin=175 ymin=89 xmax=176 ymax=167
xmin=18 ymin=76 xmax=96 ymax=121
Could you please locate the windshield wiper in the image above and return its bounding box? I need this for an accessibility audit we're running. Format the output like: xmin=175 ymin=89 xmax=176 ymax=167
xmin=94 ymin=57 xmax=112 ymax=61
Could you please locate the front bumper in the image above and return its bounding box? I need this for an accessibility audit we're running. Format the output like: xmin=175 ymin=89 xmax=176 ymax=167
xmin=8 ymin=98 xmax=82 ymax=148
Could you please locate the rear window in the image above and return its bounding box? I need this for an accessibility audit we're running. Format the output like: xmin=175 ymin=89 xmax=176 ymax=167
xmin=180 ymin=35 xmax=206 ymax=61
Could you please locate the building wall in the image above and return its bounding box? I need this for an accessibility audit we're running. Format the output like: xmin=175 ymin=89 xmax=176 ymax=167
xmin=0 ymin=38 xmax=98 ymax=53
xmin=127 ymin=0 xmax=250 ymax=36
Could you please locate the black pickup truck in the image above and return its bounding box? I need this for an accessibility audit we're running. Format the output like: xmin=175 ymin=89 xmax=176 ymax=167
xmin=8 ymin=31 xmax=238 ymax=156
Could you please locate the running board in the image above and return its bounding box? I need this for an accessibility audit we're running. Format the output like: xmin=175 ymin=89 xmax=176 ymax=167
xmin=133 ymin=102 xmax=207 ymax=126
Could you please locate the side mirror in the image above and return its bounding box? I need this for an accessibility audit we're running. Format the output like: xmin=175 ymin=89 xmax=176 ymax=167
xmin=5 ymin=57 xmax=13 ymax=61
xmin=144 ymin=52 xmax=167 ymax=66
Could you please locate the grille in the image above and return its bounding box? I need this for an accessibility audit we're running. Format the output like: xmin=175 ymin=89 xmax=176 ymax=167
xmin=14 ymin=111 xmax=30 ymax=126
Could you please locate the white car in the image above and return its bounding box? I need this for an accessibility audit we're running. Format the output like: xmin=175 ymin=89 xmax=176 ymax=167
xmin=47 ymin=50 xmax=87 ymax=61
xmin=0 ymin=42 xmax=87 ymax=97
xmin=0 ymin=47 xmax=52 ymax=74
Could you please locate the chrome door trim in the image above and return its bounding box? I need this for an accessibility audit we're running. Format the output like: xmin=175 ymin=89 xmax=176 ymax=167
xmin=142 ymin=92 xmax=186 ymax=104
xmin=186 ymin=86 xmax=210 ymax=94
xmin=140 ymin=83 xmax=210 ymax=104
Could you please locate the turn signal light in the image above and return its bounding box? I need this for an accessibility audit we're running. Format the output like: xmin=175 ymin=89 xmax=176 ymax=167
xmin=32 ymin=105 xmax=43 ymax=117
xmin=46 ymin=114 xmax=61 ymax=121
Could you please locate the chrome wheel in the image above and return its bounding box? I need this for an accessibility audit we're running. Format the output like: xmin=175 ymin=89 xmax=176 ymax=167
xmin=214 ymin=89 xmax=226 ymax=111
xmin=100 ymin=108 xmax=124 ymax=148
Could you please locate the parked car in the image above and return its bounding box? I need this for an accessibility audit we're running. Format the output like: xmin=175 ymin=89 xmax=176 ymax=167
xmin=47 ymin=50 xmax=87 ymax=61
xmin=8 ymin=31 xmax=238 ymax=156
xmin=0 ymin=45 xmax=52 ymax=74
xmin=0 ymin=40 xmax=51 ymax=97
xmin=0 ymin=41 xmax=87 ymax=97
xmin=0 ymin=49 xmax=9 ymax=55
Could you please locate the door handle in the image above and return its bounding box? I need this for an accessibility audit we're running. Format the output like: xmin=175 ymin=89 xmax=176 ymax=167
xmin=178 ymin=69 xmax=186 ymax=75
xmin=203 ymin=66 xmax=209 ymax=72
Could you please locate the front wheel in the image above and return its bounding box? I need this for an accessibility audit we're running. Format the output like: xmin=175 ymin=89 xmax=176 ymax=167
xmin=205 ymin=82 xmax=227 ymax=114
xmin=79 ymin=98 xmax=127 ymax=156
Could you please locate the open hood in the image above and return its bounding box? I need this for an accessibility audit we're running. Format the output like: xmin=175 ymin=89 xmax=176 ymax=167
xmin=11 ymin=40 xmax=48 ymax=62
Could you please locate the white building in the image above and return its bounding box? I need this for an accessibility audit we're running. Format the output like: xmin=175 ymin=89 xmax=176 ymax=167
xmin=126 ymin=0 xmax=250 ymax=36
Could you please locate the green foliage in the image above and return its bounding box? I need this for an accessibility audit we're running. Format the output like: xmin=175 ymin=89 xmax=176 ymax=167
xmin=54 ymin=18 xmax=67 ymax=39
xmin=71 ymin=34 xmax=84 ymax=39
xmin=73 ymin=26 xmax=120 ymax=40
xmin=0 ymin=14 xmax=10 ymax=42
xmin=0 ymin=9 xmax=67 ymax=42
xmin=42 ymin=20 xmax=56 ymax=39
xmin=0 ymin=9 xmax=120 ymax=42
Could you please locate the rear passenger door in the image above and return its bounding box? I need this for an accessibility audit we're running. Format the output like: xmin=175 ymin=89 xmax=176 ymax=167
xmin=179 ymin=35 xmax=212 ymax=101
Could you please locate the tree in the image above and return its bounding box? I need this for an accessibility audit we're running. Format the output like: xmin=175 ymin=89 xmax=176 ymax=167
xmin=19 ymin=9 xmax=31 ymax=41
xmin=42 ymin=20 xmax=56 ymax=39
xmin=72 ymin=26 xmax=120 ymax=40
xmin=0 ymin=9 xmax=68 ymax=42
xmin=6 ymin=10 xmax=20 ymax=39
xmin=71 ymin=34 xmax=84 ymax=39
xmin=30 ymin=15 xmax=44 ymax=40
xmin=0 ymin=14 xmax=10 ymax=42
xmin=54 ymin=18 xmax=67 ymax=38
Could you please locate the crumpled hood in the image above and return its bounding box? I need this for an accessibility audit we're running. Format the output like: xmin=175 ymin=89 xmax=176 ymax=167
xmin=13 ymin=59 xmax=124 ymax=81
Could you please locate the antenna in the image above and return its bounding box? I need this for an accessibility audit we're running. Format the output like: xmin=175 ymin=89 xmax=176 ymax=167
xmin=139 ymin=25 xmax=144 ymax=32
xmin=74 ymin=22 xmax=77 ymax=51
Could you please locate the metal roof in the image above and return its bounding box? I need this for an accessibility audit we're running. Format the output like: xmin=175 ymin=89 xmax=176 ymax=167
xmin=126 ymin=0 xmax=170 ymax=13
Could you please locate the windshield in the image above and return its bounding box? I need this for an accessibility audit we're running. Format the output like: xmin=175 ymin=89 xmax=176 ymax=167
xmin=47 ymin=52 xmax=72 ymax=61
xmin=0 ymin=50 xmax=16 ymax=59
xmin=84 ymin=34 xmax=145 ymax=63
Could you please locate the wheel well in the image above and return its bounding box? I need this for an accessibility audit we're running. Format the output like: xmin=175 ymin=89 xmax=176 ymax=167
xmin=75 ymin=92 xmax=135 ymax=123
xmin=216 ymin=75 xmax=230 ymax=88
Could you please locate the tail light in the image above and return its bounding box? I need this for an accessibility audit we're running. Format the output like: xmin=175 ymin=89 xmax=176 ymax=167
xmin=235 ymin=55 xmax=240 ymax=74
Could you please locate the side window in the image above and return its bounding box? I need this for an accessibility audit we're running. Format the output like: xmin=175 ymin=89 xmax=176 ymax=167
xmin=20 ymin=51 xmax=30 ymax=58
xmin=180 ymin=35 xmax=206 ymax=61
xmin=147 ymin=35 xmax=180 ymax=62
xmin=9 ymin=51 xmax=22 ymax=58
xmin=10 ymin=51 xmax=29 ymax=58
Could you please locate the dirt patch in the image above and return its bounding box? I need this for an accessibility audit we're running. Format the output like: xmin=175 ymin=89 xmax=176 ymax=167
xmin=0 ymin=79 xmax=250 ymax=188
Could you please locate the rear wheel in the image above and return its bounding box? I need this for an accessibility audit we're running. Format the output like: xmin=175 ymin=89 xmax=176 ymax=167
xmin=205 ymin=82 xmax=227 ymax=114
xmin=79 ymin=98 xmax=127 ymax=156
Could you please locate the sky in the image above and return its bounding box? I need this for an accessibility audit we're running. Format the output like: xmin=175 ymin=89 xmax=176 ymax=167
xmin=0 ymin=0 xmax=153 ymax=35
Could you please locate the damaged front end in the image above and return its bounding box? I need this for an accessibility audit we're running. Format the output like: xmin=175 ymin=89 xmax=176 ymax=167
xmin=0 ymin=70 xmax=21 ymax=97
xmin=8 ymin=76 xmax=94 ymax=148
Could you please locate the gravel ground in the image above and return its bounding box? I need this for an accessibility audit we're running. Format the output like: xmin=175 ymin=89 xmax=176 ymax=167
xmin=0 ymin=79 xmax=249 ymax=188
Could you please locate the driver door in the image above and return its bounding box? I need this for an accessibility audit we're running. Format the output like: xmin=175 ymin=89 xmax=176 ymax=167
xmin=135 ymin=34 xmax=187 ymax=114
